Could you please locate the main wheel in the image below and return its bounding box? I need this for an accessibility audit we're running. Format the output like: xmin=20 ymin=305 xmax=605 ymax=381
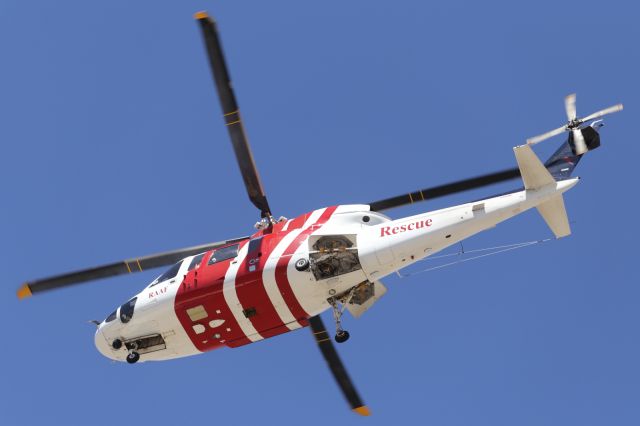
xmin=295 ymin=258 xmax=310 ymax=271
xmin=126 ymin=351 xmax=140 ymax=364
xmin=111 ymin=339 xmax=122 ymax=350
xmin=335 ymin=330 xmax=350 ymax=343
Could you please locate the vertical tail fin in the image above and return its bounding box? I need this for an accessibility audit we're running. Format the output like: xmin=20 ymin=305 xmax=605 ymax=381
xmin=514 ymin=145 xmax=555 ymax=190
xmin=514 ymin=145 xmax=572 ymax=238
xmin=544 ymin=124 xmax=602 ymax=180
xmin=544 ymin=141 xmax=583 ymax=181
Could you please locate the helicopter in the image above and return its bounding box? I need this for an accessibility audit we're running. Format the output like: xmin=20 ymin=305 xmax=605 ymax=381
xmin=16 ymin=11 xmax=623 ymax=417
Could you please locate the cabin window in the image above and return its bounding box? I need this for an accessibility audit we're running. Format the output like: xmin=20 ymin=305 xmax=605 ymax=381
xmin=188 ymin=253 xmax=206 ymax=271
xmin=149 ymin=261 xmax=182 ymax=287
xmin=120 ymin=297 xmax=137 ymax=323
xmin=208 ymin=244 xmax=239 ymax=265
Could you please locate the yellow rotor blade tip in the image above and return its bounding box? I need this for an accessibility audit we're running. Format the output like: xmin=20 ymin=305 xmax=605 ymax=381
xmin=17 ymin=284 xmax=32 ymax=300
xmin=194 ymin=11 xmax=209 ymax=20
xmin=353 ymin=406 xmax=371 ymax=416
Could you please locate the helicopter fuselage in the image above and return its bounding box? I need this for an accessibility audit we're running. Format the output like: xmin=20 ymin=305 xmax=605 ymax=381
xmin=94 ymin=177 xmax=578 ymax=362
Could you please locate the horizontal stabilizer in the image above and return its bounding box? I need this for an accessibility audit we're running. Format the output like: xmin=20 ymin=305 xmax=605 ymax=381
xmin=537 ymin=194 xmax=571 ymax=238
xmin=514 ymin=145 xmax=556 ymax=190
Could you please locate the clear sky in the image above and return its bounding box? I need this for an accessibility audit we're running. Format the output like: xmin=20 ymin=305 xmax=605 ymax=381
xmin=1 ymin=1 xmax=638 ymax=425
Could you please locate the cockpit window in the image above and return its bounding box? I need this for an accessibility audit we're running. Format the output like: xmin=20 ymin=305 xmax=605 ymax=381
xmin=105 ymin=310 xmax=117 ymax=323
xmin=149 ymin=261 xmax=182 ymax=287
xmin=120 ymin=297 xmax=137 ymax=324
xmin=188 ymin=253 xmax=206 ymax=272
xmin=208 ymin=244 xmax=239 ymax=265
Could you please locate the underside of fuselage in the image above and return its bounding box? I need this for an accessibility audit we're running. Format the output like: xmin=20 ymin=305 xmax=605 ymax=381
xmin=95 ymin=205 xmax=391 ymax=362
xmin=95 ymin=170 xmax=579 ymax=364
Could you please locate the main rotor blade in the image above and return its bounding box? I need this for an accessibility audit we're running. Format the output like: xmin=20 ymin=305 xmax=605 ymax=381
xmin=565 ymin=93 xmax=577 ymax=121
xmin=17 ymin=237 xmax=248 ymax=299
xmin=579 ymin=104 xmax=624 ymax=123
xmin=308 ymin=316 xmax=370 ymax=416
xmin=195 ymin=11 xmax=272 ymax=218
xmin=369 ymin=167 xmax=521 ymax=212
xmin=527 ymin=125 xmax=567 ymax=145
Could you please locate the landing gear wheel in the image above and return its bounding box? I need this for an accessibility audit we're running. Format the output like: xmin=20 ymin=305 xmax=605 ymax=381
xmin=328 ymin=289 xmax=357 ymax=344
xmin=295 ymin=258 xmax=310 ymax=271
xmin=126 ymin=351 xmax=140 ymax=364
xmin=335 ymin=330 xmax=350 ymax=343
xmin=111 ymin=339 xmax=122 ymax=350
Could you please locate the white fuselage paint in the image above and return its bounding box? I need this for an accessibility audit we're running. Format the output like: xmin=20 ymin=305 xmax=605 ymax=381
xmin=94 ymin=258 xmax=201 ymax=362
xmin=358 ymin=179 xmax=578 ymax=281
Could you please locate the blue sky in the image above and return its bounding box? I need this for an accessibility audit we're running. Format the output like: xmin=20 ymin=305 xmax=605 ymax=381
xmin=1 ymin=1 xmax=639 ymax=425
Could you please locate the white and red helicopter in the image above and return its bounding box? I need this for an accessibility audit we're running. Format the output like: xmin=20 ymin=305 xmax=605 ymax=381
xmin=17 ymin=11 xmax=623 ymax=417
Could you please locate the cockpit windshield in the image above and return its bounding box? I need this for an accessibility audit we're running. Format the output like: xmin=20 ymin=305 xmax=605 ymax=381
xmin=188 ymin=253 xmax=205 ymax=271
xmin=120 ymin=297 xmax=137 ymax=323
xmin=104 ymin=309 xmax=117 ymax=323
xmin=149 ymin=261 xmax=182 ymax=287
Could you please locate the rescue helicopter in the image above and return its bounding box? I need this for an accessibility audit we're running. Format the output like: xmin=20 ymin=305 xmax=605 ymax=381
xmin=17 ymin=11 xmax=623 ymax=417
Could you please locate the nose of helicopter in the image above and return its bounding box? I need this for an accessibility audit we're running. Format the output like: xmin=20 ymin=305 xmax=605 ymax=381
xmin=94 ymin=326 xmax=110 ymax=357
xmin=94 ymin=323 xmax=118 ymax=360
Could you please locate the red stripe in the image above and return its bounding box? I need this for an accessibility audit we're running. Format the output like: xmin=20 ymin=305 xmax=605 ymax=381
xmin=288 ymin=213 xmax=309 ymax=231
xmin=234 ymin=232 xmax=291 ymax=339
xmin=174 ymin=243 xmax=253 ymax=351
xmin=275 ymin=206 xmax=338 ymax=325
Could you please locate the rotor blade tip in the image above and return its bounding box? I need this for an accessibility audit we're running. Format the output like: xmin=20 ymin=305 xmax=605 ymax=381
xmin=17 ymin=284 xmax=32 ymax=300
xmin=194 ymin=11 xmax=209 ymax=20
xmin=353 ymin=406 xmax=371 ymax=416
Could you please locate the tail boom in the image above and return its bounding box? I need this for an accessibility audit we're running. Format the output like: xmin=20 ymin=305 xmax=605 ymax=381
xmin=359 ymin=176 xmax=578 ymax=281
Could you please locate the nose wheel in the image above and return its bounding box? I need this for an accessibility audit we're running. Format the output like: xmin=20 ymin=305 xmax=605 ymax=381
xmin=124 ymin=340 xmax=141 ymax=364
xmin=126 ymin=351 xmax=140 ymax=364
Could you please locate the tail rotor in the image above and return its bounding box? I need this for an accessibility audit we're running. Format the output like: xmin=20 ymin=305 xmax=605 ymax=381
xmin=527 ymin=93 xmax=623 ymax=155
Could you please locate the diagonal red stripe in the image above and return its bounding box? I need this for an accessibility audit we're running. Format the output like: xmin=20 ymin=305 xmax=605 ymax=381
xmin=274 ymin=206 xmax=338 ymax=326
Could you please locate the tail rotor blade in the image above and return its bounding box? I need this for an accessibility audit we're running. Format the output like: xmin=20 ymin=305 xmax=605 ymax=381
xmin=580 ymin=104 xmax=624 ymax=123
xmin=572 ymin=128 xmax=588 ymax=155
xmin=308 ymin=316 xmax=370 ymax=416
xmin=565 ymin=93 xmax=577 ymax=121
xmin=527 ymin=125 xmax=567 ymax=145
xmin=527 ymin=95 xmax=623 ymax=149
